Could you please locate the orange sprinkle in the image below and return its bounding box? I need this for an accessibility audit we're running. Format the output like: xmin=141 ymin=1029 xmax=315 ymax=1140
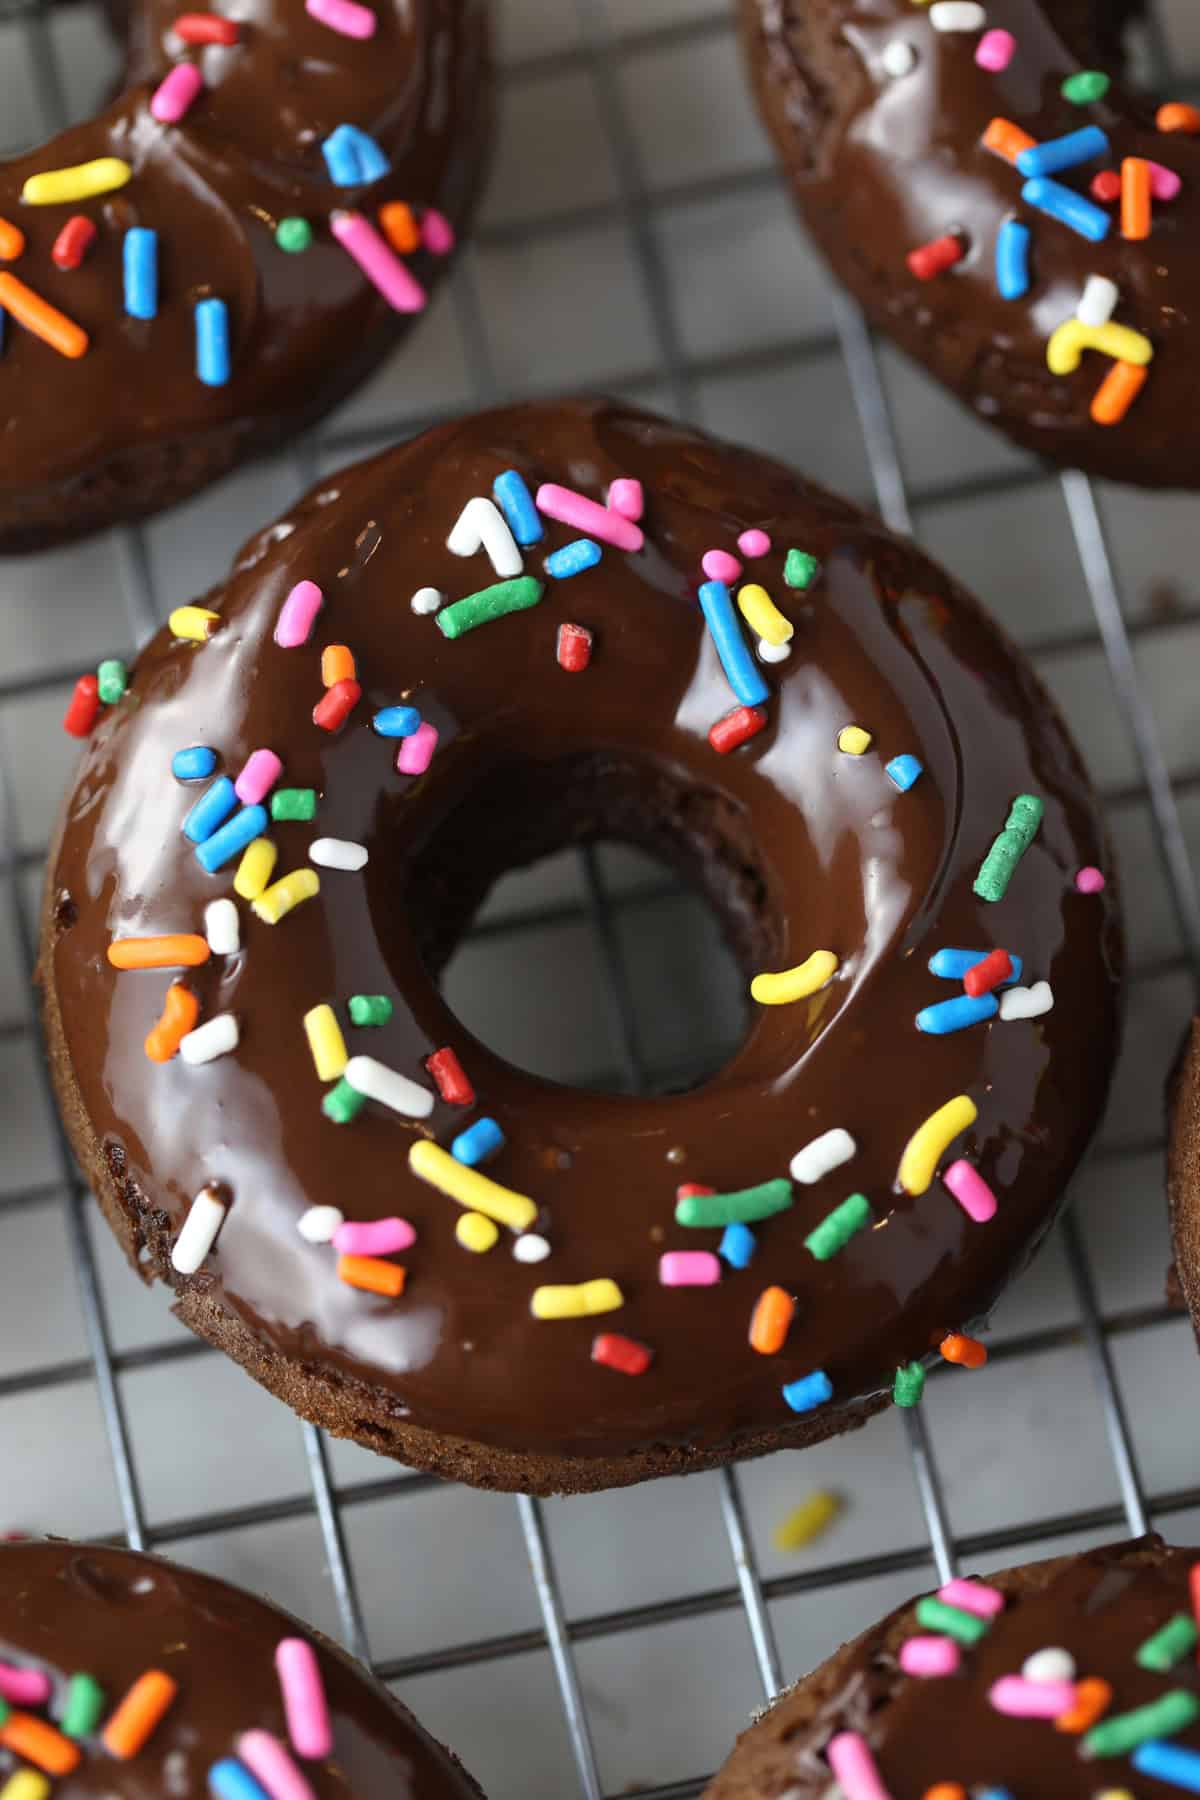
xmin=144 ymin=982 xmax=200 ymax=1062
xmin=321 ymin=643 xmax=356 ymax=687
xmin=378 ymin=201 xmax=420 ymax=254
xmin=338 ymin=1254 xmax=406 ymax=1298
xmin=0 ymin=217 xmax=25 ymax=261
xmin=748 ymin=1285 xmax=796 ymax=1356
xmin=102 ymin=1670 xmax=178 ymax=1760
xmin=940 ymin=1332 xmax=987 ymax=1369
xmin=0 ymin=272 xmax=88 ymax=359
xmin=1157 ymin=102 xmax=1200 ymax=135
xmin=1054 ymin=1674 xmax=1112 ymax=1734
xmin=1091 ymin=358 xmax=1149 ymax=426
xmin=983 ymin=117 xmax=1037 ymax=164
xmin=1 ymin=1713 xmax=81 ymax=1775
xmin=1121 ymin=156 xmax=1152 ymax=240
xmin=922 ymin=1788 xmax=966 ymax=1800
xmin=108 ymin=934 xmax=211 ymax=970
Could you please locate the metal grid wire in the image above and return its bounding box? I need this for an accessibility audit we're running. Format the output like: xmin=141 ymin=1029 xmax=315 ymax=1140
xmin=2 ymin=3 xmax=1200 ymax=1796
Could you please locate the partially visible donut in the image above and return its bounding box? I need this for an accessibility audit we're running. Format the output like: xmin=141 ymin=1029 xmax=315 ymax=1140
xmin=738 ymin=0 xmax=1200 ymax=487
xmin=40 ymin=398 xmax=1121 ymax=1495
xmin=0 ymin=0 xmax=489 ymax=552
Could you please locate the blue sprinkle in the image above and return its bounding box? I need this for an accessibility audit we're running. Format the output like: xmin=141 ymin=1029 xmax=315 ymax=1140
xmin=195 ymin=804 xmax=268 ymax=874
xmin=975 ymin=1791 xmax=1018 ymax=1800
xmin=123 ymin=226 xmax=158 ymax=320
xmin=928 ymin=948 xmax=1023 ymax=986
xmin=1132 ymin=1742 xmax=1200 ymax=1791
xmin=995 ymin=219 xmax=1030 ymax=301
xmin=322 ymin=123 xmax=390 ymax=186
xmin=1016 ymin=124 xmax=1110 ymax=179
xmin=916 ymin=993 xmax=999 ymax=1035
xmin=452 ymin=1117 xmax=505 ymax=1167
xmin=373 ymin=705 xmax=422 ymax=739
xmin=698 ymin=580 xmax=768 ymax=708
xmin=183 ymin=776 xmax=237 ymax=844
xmin=782 ymin=1371 xmax=833 ymax=1415
xmin=719 ymin=1222 xmax=756 ymax=1269
xmin=493 ymin=470 xmax=543 ymax=545
xmin=885 ymin=754 xmax=923 ymax=791
xmin=208 ymin=1761 xmax=271 ymax=1800
xmin=195 ymin=298 xmax=231 ymax=386
xmin=545 ymin=538 xmax=602 ymax=580
xmin=172 ymin=746 xmax=217 ymax=782
xmin=1021 ymin=176 xmax=1111 ymax=243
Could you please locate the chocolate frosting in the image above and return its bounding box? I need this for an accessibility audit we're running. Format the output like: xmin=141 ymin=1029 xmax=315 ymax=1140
xmin=0 ymin=0 xmax=489 ymax=549
xmin=45 ymin=398 xmax=1121 ymax=1478
xmin=740 ymin=0 xmax=1200 ymax=487
xmin=0 ymin=1540 xmax=483 ymax=1796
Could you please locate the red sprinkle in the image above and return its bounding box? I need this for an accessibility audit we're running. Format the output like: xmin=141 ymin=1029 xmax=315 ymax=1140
xmin=676 ymin=1183 xmax=715 ymax=1202
xmin=556 ymin=622 xmax=593 ymax=672
xmin=426 ymin=1046 xmax=475 ymax=1106
xmin=591 ymin=1332 xmax=653 ymax=1376
xmin=963 ymin=948 xmax=1013 ymax=997
xmin=907 ymin=234 xmax=964 ymax=281
xmin=174 ymin=11 xmax=240 ymax=43
xmin=63 ymin=674 xmax=101 ymax=738
xmin=1189 ymin=1563 xmax=1200 ymax=1657
xmin=1091 ymin=169 xmax=1122 ymax=204
xmin=708 ymin=705 xmax=767 ymax=755
xmin=312 ymin=678 xmax=361 ymax=733
xmin=51 ymin=216 xmax=97 ymax=271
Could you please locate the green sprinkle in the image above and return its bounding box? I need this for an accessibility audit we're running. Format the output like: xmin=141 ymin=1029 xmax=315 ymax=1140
xmin=349 ymin=995 xmax=394 ymax=1027
xmin=437 ymin=578 xmax=544 ymax=640
xmin=271 ymin=788 xmax=317 ymax=822
xmin=893 ymin=1361 xmax=926 ymax=1408
xmin=1062 ymin=70 xmax=1110 ymax=104
xmin=0 ymin=1694 xmax=8 ymax=1728
xmin=276 ymin=216 xmax=313 ymax=253
xmin=97 ymin=658 xmax=127 ymax=705
xmin=61 ymin=1672 xmax=106 ymax=1738
xmin=1136 ymin=1612 xmax=1198 ymax=1671
xmin=914 ymin=1595 xmax=988 ymax=1644
xmin=973 ymin=793 xmax=1044 ymax=903
xmin=322 ymin=1077 xmax=367 ymax=1125
xmin=1083 ymin=1689 xmax=1200 ymax=1758
xmin=805 ymin=1192 xmax=872 ymax=1261
xmin=784 ymin=550 xmax=819 ymax=590
xmin=675 ymin=1179 xmax=792 ymax=1228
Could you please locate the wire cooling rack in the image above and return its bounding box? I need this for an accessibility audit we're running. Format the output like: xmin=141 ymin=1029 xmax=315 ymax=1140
xmin=3 ymin=1 xmax=1200 ymax=1795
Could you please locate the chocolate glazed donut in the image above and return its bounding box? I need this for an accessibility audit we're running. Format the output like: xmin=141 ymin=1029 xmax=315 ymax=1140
xmin=0 ymin=0 xmax=489 ymax=553
xmin=737 ymin=0 xmax=1200 ymax=487
xmin=41 ymin=399 xmax=1121 ymax=1496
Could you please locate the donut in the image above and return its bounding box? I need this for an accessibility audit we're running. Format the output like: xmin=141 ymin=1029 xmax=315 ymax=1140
xmin=40 ymin=397 xmax=1121 ymax=1496
xmin=705 ymin=1536 xmax=1200 ymax=1798
xmin=0 ymin=1538 xmax=484 ymax=1795
xmin=0 ymin=0 xmax=489 ymax=552
xmin=738 ymin=0 xmax=1200 ymax=487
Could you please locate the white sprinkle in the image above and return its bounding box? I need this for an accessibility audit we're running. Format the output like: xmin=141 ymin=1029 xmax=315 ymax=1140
xmin=411 ymin=586 xmax=444 ymax=615
xmin=344 ymin=1054 xmax=434 ymax=1119
xmin=929 ymin=0 xmax=987 ymax=29
xmin=310 ymin=837 xmax=369 ymax=871
xmin=512 ymin=1232 xmax=551 ymax=1264
xmin=447 ymin=496 xmax=523 ymax=578
xmin=789 ymin=1127 xmax=857 ymax=1186
xmin=757 ymin=637 xmax=791 ymax=664
xmin=298 ymin=1204 xmax=344 ymax=1244
xmin=204 ymin=897 xmax=240 ymax=956
xmin=1077 ymin=274 xmax=1119 ymax=328
xmin=1022 ymin=1647 xmax=1076 ymax=1685
xmin=172 ymin=1187 xmax=227 ymax=1274
xmin=881 ymin=39 xmax=916 ymax=77
xmin=179 ymin=1013 xmax=240 ymax=1065
xmin=999 ymin=981 xmax=1054 ymax=1022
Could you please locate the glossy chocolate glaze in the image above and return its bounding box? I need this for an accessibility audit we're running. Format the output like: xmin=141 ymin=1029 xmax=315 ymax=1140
xmin=0 ymin=0 xmax=489 ymax=550
xmin=740 ymin=0 xmax=1200 ymax=487
xmin=45 ymin=399 xmax=1120 ymax=1477
xmin=705 ymin=1538 xmax=1200 ymax=1798
xmin=0 ymin=1541 xmax=483 ymax=1796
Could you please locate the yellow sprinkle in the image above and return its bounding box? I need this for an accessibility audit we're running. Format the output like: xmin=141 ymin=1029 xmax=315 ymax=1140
xmin=837 ymin=725 xmax=872 ymax=756
xmin=303 ymin=1003 xmax=347 ymax=1082
xmin=530 ymin=1278 xmax=624 ymax=1320
xmin=0 ymin=1775 xmax=51 ymax=1800
xmin=234 ymin=837 xmax=277 ymax=901
xmin=736 ymin=582 xmax=793 ymax=647
xmin=251 ymin=867 xmax=319 ymax=925
xmin=772 ymin=1489 xmax=842 ymax=1552
xmin=409 ymin=1140 xmax=537 ymax=1234
xmin=456 ymin=1211 xmax=500 ymax=1254
xmin=168 ymin=605 xmax=221 ymax=642
xmin=897 ymin=1094 xmax=978 ymax=1196
xmin=22 ymin=156 xmax=132 ymax=206
xmin=1046 ymin=317 xmax=1153 ymax=376
xmin=750 ymin=950 xmax=838 ymax=1006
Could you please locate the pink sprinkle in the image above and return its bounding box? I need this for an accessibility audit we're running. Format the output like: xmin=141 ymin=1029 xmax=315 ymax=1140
xmin=826 ymin=1731 xmax=894 ymax=1800
xmin=975 ymin=27 xmax=1015 ymax=71
xmin=420 ymin=207 xmax=455 ymax=256
xmin=737 ymin=529 xmax=772 ymax=559
xmin=395 ymin=720 xmax=438 ymax=776
xmin=330 ymin=210 xmax=427 ymax=313
xmin=535 ymin=484 xmax=644 ymax=554
xmin=305 ymin=0 xmax=376 ymax=36
xmin=1075 ymin=865 xmax=1106 ymax=894
xmin=989 ymin=1674 xmax=1076 ymax=1718
xmin=658 ymin=1250 xmax=720 ymax=1287
xmin=274 ymin=581 xmax=324 ymax=648
xmin=275 ymin=1638 xmax=332 ymax=1760
xmin=941 ymin=1158 xmax=997 ymax=1224
xmin=235 ymin=748 xmax=283 ymax=806
xmin=0 ymin=1663 xmax=52 ymax=1707
xmin=150 ymin=63 xmax=204 ymax=124
xmin=701 ymin=549 xmax=742 ymax=584
xmin=938 ymin=1577 xmax=1005 ymax=1617
xmin=1148 ymin=160 xmax=1182 ymax=202
xmin=608 ymin=478 xmax=644 ymax=521
xmin=899 ymin=1635 xmax=960 ymax=1678
xmin=237 ymin=1729 xmax=317 ymax=1800
xmin=332 ymin=1217 xmax=416 ymax=1256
